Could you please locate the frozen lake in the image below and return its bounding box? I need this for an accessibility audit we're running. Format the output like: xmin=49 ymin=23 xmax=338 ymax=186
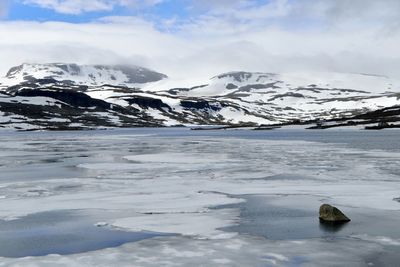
xmin=0 ymin=128 xmax=399 ymax=266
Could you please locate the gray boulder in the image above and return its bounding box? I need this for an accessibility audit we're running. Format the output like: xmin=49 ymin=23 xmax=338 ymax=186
xmin=319 ymin=204 xmax=351 ymax=223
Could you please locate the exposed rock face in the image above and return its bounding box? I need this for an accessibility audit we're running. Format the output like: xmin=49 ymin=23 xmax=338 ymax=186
xmin=126 ymin=96 xmax=170 ymax=110
xmin=319 ymin=204 xmax=351 ymax=223
xmin=15 ymin=89 xmax=111 ymax=109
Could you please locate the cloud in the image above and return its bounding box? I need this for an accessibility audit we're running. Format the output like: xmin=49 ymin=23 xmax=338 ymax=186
xmin=316 ymin=0 xmax=400 ymax=21
xmin=21 ymin=0 xmax=165 ymax=14
xmin=182 ymin=0 xmax=400 ymax=33
xmin=1 ymin=0 xmax=400 ymax=80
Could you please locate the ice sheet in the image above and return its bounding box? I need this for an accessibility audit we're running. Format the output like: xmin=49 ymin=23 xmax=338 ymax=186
xmin=0 ymin=129 xmax=399 ymax=265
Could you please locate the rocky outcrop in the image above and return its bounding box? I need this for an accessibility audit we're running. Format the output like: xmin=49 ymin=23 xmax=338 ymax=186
xmin=15 ymin=89 xmax=111 ymax=109
xmin=180 ymin=100 xmax=221 ymax=111
xmin=126 ymin=96 xmax=171 ymax=110
xmin=319 ymin=204 xmax=351 ymax=223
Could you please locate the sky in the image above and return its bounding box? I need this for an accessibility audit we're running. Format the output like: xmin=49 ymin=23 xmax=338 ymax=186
xmin=1 ymin=0 xmax=400 ymax=79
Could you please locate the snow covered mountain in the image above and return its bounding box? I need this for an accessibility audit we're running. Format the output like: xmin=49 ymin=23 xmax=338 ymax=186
xmin=157 ymin=71 xmax=400 ymax=122
xmin=0 ymin=63 xmax=400 ymax=130
xmin=2 ymin=63 xmax=167 ymax=87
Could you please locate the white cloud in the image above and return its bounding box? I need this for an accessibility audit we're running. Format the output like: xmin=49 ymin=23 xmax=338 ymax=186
xmin=1 ymin=0 xmax=400 ymax=80
xmin=184 ymin=0 xmax=400 ymax=33
xmin=21 ymin=0 xmax=165 ymax=14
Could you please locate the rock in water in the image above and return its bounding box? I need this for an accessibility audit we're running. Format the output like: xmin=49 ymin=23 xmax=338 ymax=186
xmin=319 ymin=204 xmax=351 ymax=223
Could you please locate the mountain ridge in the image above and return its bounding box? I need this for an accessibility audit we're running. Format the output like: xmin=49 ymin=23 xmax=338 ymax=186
xmin=2 ymin=63 xmax=167 ymax=88
xmin=0 ymin=63 xmax=400 ymax=130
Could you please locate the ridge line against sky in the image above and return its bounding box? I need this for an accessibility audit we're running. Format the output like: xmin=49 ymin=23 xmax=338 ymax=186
xmin=0 ymin=0 xmax=400 ymax=79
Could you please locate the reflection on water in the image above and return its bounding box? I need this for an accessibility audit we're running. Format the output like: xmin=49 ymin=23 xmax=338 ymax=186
xmin=318 ymin=220 xmax=349 ymax=233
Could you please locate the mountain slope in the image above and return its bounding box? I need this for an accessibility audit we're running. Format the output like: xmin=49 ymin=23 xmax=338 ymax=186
xmin=160 ymin=71 xmax=400 ymax=120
